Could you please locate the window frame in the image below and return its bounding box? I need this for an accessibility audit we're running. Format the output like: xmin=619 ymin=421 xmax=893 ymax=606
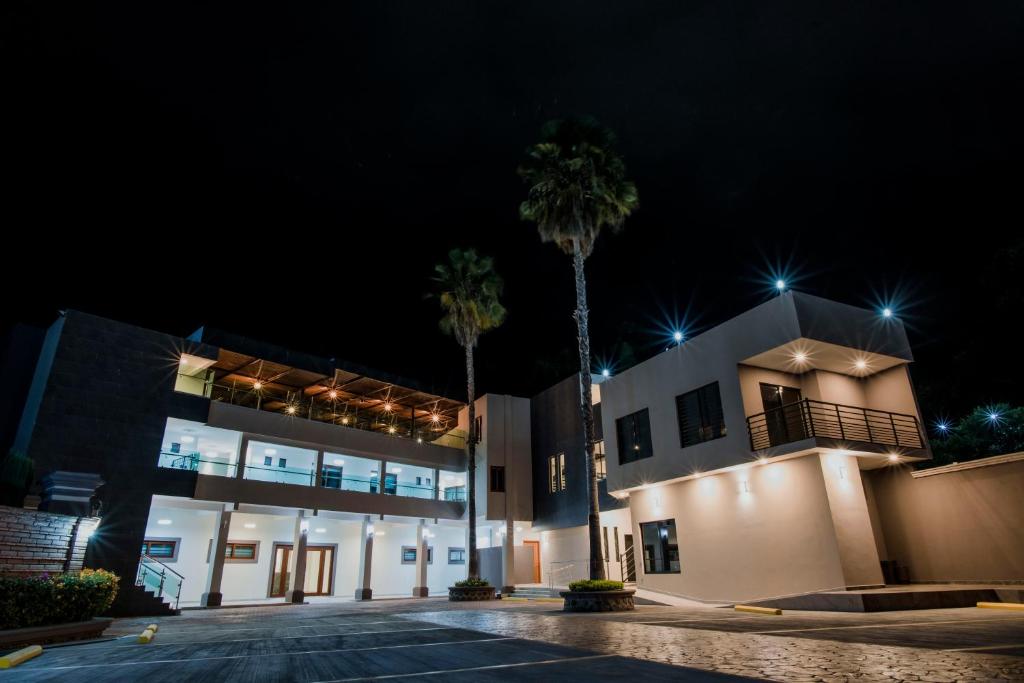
xmin=141 ymin=537 xmax=180 ymax=562
xmin=401 ymin=546 xmax=434 ymax=565
xmin=594 ymin=440 xmax=607 ymax=480
xmin=489 ymin=465 xmax=506 ymax=493
xmin=676 ymin=382 xmax=727 ymax=449
xmin=639 ymin=519 xmax=680 ymax=575
xmin=616 ymin=408 xmax=654 ymax=464
xmin=448 ymin=547 xmax=466 ymax=565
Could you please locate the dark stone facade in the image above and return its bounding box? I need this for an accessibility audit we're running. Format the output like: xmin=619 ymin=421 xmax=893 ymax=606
xmin=13 ymin=311 xmax=214 ymax=610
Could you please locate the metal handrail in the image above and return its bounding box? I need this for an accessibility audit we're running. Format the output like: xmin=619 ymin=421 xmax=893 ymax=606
xmin=746 ymin=398 xmax=923 ymax=451
xmin=137 ymin=553 xmax=184 ymax=609
xmin=620 ymin=551 xmax=637 ymax=583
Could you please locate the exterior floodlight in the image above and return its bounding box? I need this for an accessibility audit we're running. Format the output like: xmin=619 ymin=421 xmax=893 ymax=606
xmin=882 ymin=307 xmax=893 ymax=318
xmin=936 ymin=421 xmax=949 ymax=432
xmin=987 ymin=411 xmax=1001 ymax=423
xmin=601 ymin=368 xmax=610 ymax=378
xmin=673 ymin=330 xmax=684 ymax=343
xmin=775 ymin=279 xmax=786 ymax=291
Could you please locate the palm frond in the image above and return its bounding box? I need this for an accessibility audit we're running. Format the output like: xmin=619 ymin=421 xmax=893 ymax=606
xmin=432 ymin=248 xmax=507 ymax=349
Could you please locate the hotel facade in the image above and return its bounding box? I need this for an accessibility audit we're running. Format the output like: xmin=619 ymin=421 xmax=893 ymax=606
xmin=9 ymin=292 xmax=943 ymax=613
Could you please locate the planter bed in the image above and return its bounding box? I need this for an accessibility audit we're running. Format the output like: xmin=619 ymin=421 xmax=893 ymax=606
xmin=560 ymin=589 xmax=635 ymax=612
xmin=448 ymin=585 xmax=496 ymax=601
xmin=0 ymin=617 xmax=114 ymax=649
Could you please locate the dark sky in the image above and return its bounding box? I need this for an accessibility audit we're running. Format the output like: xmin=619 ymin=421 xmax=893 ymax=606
xmin=4 ymin=2 xmax=1023 ymax=422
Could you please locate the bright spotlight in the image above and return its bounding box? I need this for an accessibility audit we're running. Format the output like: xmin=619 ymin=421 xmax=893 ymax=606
xmin=601 ymin=368 xmax=611 ymax=378
xmin=987 ymin=411 xmax=1001 ymax=423
xmin=673 ymin=330 xmax=684 ymax=343
xmin=253 ymin=381 xmax=263 ymax=391
xmin=888 ymin=453 xmax=900 ymax=463
xmin=935 ymin=421 xmax=950 ymax=433
xmin=775 ymin=279 xmax=786 ymax=291
xmin=882 ymin=307 xmax=893 ymax=318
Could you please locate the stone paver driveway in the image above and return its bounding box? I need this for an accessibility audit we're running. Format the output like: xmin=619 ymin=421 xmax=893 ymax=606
xmin=4 ymin=597 xmax=1024 ymax=681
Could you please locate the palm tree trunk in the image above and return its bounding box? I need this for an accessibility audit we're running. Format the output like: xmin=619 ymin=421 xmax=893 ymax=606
xmin=465 ymin=343 xmax=480 ymax=579
xmin=571 ymin=238 xmax=606 ymax=581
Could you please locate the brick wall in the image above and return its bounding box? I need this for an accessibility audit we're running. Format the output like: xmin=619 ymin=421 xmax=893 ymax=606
xmin=0 ymin=505 xmax=97 ymax=575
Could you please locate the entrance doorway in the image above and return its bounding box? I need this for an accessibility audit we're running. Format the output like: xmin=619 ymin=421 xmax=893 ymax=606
xmin=523 ymin=540 xmax=541 ymax=583
xmin=623 ymin=534 xmax=637 ymax=582
xmin=759 ymin=383 xmax=805 ymax=446
xmin=270 ymin=544 xmax=335 ymax=597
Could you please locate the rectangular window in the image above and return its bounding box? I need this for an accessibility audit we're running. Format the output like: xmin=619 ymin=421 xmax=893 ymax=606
xmin=548 ymin=455 xmax=558 ymax=493
xmin=474 ymin=415 xmax=483 ymax=443
xmin=278 ymin=458 xmax=287 ymax=468
xmin=559 ymin=452 xmax=566 ymax=490
xmin=211 ymin=541 xmax=260 ymax=563
xmin=676 ymin=382 xmax=726 ymax=448
xmin=594 ymin=440 xmax=607 ymax=480
xmin=616 ymin=408 xmax=653 ymax=464
xmin=640 ymin=520 xmax=680 ymax=574
xmin=263 ymin=455 xmax=272 ymax=466
xmin=448 ymin=547 xmax=466 ymax=564
xmin=489 ymin=465 xmax=506 ymax=492
xmin=141 ymin=539 xmax=178 ymax=561
xmin=401 ymin=546 xmax=433 ymax=564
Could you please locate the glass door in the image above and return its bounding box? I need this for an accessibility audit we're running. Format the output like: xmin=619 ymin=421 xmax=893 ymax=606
xmin=759 ymin=383 xmax=805 ymax=446
xmin=270 ymin=546 xmax=291 ymax=597
xmin=271 ymin=545 xmax=334 ymax=597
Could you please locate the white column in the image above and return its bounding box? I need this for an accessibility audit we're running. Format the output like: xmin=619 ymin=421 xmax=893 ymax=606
xmin=201 ymin=509 xmax=232 ymax=607
xmin=413 ymin=519 xmax=428 ymax=597
xmin=285 ymin=511 xmax=308 ymax=603
xmin=501 ymin=517 xmax=515 ymax=594
xmin=354 ymin=515 xmax=374 ymax=600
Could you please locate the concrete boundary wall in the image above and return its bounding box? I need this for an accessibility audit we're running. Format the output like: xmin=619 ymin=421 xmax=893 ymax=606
xmin=866 ymin=452 xmax=1024 ymax=583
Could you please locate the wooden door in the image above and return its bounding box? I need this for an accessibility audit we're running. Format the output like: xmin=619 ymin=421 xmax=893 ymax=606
xmin=523 ymin=540 xmax=541 ymax=583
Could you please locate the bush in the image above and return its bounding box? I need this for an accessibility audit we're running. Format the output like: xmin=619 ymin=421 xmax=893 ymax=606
xmin=0 ymin=450 xmax=34 ymax=507
xmin=454 ymin=577 xmax=490 ymax=587
xmin=568 ymin=579 xmax=624 ymax=592
xmin=0 ymin=569 xmax=119 ymax=629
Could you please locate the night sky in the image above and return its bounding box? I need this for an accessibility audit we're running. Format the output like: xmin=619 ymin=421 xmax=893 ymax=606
xmin=4 ymin=2 xmax=1023 ymax=422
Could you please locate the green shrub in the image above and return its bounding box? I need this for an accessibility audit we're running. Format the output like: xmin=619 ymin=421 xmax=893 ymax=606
xmin=0 ymin=450 xmax=34 ymax=507
xmin=454 ymin=577 xmax=490 ymax=587
xmin=568 ymin=579 xmax=624 ymax=592
xmin=0 ymin=569 xmax=119 ymax=629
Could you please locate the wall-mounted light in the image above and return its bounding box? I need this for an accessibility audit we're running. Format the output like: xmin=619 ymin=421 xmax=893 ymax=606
xmin=838 ymin=465 xmax=848 ymax=480
xmin=888 ymin=453 xmax=900 ymax=463
xmin=758 ymin=456 xmax=769 ymax=465
xmin=741 ymin=480 xmax=750 ymax=494
xmin=366 ymin=524 xmax=375 ymax=536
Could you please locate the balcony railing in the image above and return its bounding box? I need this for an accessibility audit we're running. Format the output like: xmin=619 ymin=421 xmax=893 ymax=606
xmin=180 ymin=374 xmax=467 ymax=450
xmin=158 ymin=451 xmax=466 ymax=501
xmin=746 ymin=399 xmax=924 ymax=451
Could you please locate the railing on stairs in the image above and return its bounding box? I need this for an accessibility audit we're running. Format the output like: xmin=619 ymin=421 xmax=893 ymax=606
xmin=620 ymin=550 xmax=637 ymax=583
xmin=136 ymin=554 xmax=185 ymax=610
xmin=548 ymin=557 xmax=628 ymax=589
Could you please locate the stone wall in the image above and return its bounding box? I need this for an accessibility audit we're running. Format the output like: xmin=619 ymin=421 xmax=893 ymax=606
xmin=0 ymin=505 xmax=98 ymax=575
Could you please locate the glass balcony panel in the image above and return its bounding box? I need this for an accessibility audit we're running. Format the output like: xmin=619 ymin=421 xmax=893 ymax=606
xmin=385 ymin=461 xmax=434 ymax=499
xmin=320 ymin=453 xmax=384 ymax=493
xmin=244 ymin=441 xmax=317 ymax=486
xmin=158 ymin=418 xmax=241 ymax=477
xmin=438 ymin=469 xmax=467 ymax=501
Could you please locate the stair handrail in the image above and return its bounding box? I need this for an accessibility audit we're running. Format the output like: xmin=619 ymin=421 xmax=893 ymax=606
xmin=137 ymin=553 xmax=185 ymax=609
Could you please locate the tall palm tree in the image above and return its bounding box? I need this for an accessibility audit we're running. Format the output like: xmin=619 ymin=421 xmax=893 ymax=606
xmin=433 ymin=248 xmax=507 ymax=580
xmin=518 ymin=118 xmax=638 ymax=580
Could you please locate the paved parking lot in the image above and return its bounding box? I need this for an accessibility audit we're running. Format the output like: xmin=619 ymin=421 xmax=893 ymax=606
xmin=4 ymin=598 xmax=1024 ymax=681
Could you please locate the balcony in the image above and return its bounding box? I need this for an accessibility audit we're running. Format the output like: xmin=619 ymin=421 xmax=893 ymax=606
xmin=746 ymin=399 xmax=924 ymax=452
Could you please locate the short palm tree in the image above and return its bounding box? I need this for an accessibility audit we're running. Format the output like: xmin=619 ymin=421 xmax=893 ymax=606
xmin=518 ymin=118 xmax=638 ymax=580
xmin=433 ymin=248 xmax=507 ymax=580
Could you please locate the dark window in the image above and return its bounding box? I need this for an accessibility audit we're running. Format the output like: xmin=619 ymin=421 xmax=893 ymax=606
xmin=141 ymin=539 xmax=177 ymax=560
xmin=474 ymin=415 xmax=483 ymax=443
xmin=321 ymin=465 xmax=343 ymax=489
xmin=489 ymin=466 xmax=506 ymax=492
xmin=278 ymin=458 xmax=287 ymax=468
xmin=263 ymin=456 xmax=272 ymax=466
xmin=676 ymin=382 xmax=727 ymax=448
xmin=640 ymin=520 xmax=680 ymax=574
xmin=401 ymin=546 xmax=433 ymax=564
xmin=448 ymin=548 xmax=466 ymax=564
xmin=616 ymin=409 xmax=653 ymax=464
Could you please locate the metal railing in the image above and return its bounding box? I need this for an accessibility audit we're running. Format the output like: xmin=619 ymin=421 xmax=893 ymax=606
xmin=620 ymin=551 xmax=637 ymax=583
xmin=136 ymin=554 xmax=184 ymax=610
xmin=547 ymin=558 xmax=620 ymax=589
xmin=747 ymin=399 xmax=924 ymax=451
xmin=177 ymin=373 xmax=468 ymax=450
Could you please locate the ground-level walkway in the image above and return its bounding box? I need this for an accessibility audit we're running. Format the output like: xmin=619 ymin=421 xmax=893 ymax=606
xmin=4 ymin=597 xmax=1024 ymax=681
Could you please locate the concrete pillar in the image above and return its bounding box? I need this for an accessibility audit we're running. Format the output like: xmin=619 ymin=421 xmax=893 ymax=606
xmin=433 ymin=468 xmax=440 ymax=501
xmin=314 ymin=450 xmax=325 ymax=488
xmin=413 ymin=519 xmax=428 ymax=597
xmin=501 ymin=517 xmax=515 ymax=594
xmin=235 ymin=435 xmax=249 ymax=479
xmin=201 ymin=509 xmax=232 ymax=607
xmin=377 ymin=460 xmax=386 ymax=494
xmin=354 ymin=515 xmax=374 ymax=600
xmin=285 ymin=511 xmax=308 ymax=603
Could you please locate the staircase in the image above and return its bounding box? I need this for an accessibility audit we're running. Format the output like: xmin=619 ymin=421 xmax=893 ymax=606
xmin=114 ymin=584 xmax=181 ymax=617
xmin=131 ymin=554 xmax=184 ymax=616
xmin=509 ymin=586 xmax=563 ymax=600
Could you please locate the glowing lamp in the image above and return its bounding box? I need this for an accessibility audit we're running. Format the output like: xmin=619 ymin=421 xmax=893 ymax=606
xmin=673 ymin=330 xmax=684 ymax=343
xmin=601 ymin=368 xmax=610 ymax=378
xmin=882 ymin=308 xmax=893 ymax=318
xmin=775 ymin=279 xmax=786 ymax=291
xmin=253 ymin=381 xmax=263 ymax=391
